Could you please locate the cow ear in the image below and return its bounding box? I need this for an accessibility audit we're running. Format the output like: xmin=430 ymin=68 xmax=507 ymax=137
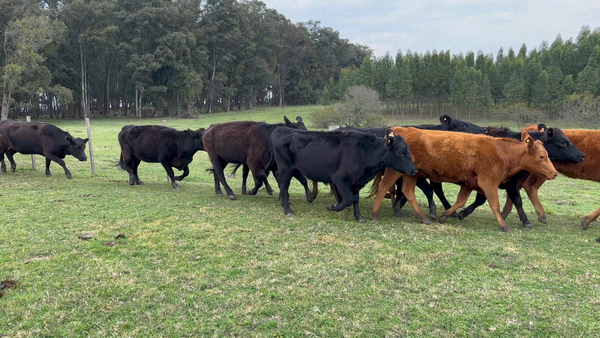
xmin=537 ymin=123 xmax=547 ymax=132
xmin=66 ymin=136 xmax=75 ymax=144
xmin=283 ymin=116 xmax=292 ymax=125
xmin=521 ymin=132 xmax=535 ymax=151
xmin=83 ymin=138 xmax=89 ymax=144
xmin=295 ymin=116 xmax=303 ymax=123
xmin=384 ymin=128 xmax=395 ymax=139
xmin=440 ymin=115 xmax=451 ymax=125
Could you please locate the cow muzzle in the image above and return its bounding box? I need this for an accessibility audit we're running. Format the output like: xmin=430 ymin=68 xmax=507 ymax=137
xmin=410 ymin=168 xmax=418 ymax=176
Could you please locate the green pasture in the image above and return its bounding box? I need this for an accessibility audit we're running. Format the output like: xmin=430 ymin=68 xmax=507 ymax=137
xmin=1 ymin=106 xmax=599 ymax=337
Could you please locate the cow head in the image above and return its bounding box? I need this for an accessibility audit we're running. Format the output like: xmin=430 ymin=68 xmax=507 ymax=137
xmin=284 ymin=116 xmax=307 ymax=130
xmin=440 ymin=115 xmax=488 ymax=134
xmin=194 ymin=128 xmax=206 ymax=151
xmin=383 ymin=129 xmax=418 ymax=176
xmin=66 ymin=136 xmax=88 ymax=161
xmin=538 ymin=127 xmax=585 ymax=163
xmin=520 ymin=131 xmax=558 ymax=180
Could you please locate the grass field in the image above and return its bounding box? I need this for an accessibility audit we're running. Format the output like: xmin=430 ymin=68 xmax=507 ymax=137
xmin=1 ymin=106 xmax=599 ymax=337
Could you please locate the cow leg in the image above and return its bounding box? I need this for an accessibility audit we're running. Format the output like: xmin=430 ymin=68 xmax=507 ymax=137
xmin=247 ymin=165 xmax=265 ymax=195
xmin=45 ymin=158 xmax=53 ymax=177
xmin=311 ymin=181 xmax=319 ymax=200
xmin=416 ymin=178 xmax=437 ymax=219
xmin=393 ymin=178 xmax=407 ymax=217
xmin=276 ymin=168 xmax=294 ymax=216
xmin=372 ymin=170 xmax=403 ymax=221
xmin=263 ymin=175 xmax=273 ymax=196
xmin=44 ymin=154 xmax=72 ymax=179
xmin=6 ymin=149 xmax=17 ymax=172
xmin=458 ymin=193 xmax=487 ymax=220
xmin=506 ymin=183 xmax=533 ymax=229
xmin=582 ymin=208 xmax=600 ymax=230
xmin=352 ymin=191 xmax=365 ymax=223
xmin=1 ymin=150 xmax=6 ymax=173
xmin=161 ymin=162 xmax=180 ymax=189
xmin=211 ymin=157 xmax=235 ymax=199
xmin=401 ymin=176 xmax=432 ymax=224
xmin=174 ymin=166 xmax=189 ymax=181
xmin=439 ymin=187 xmax=473 ymax=223
xmin=479 ymin=181 xmax=512 ymax=232
xmin=522 ymin=176 xmax=548 ymax=224
xmin=331 ymin=184 xmax=341 ymax=204
xmin=131 ymin=159 xmax=143 ymax=185
xmin=213 ymin=172 xmax=222 ymax=196
xmin=430 ymin=181 xmax=457 ymax=217
xmin=291 ymin=170 xmax=313 ymax=203
xmin=501 ymin=196 xmax=514 ymax=219
xmin=326 ymin=179 xmax=354 ymax=212
xmin=241 ymin=164 xmax=249 ymax=194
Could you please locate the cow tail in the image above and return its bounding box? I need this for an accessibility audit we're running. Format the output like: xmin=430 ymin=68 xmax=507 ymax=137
xmin=116 ymin=154 xmax=125 ymax=170
xmin=260 ymin=150 xmax=276 ymax=180
xmin=367 ymin=171 xmax=384 ymax=199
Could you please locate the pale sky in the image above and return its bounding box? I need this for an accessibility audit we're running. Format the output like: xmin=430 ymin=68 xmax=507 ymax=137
xmin=263 ymin=0 xmax=600 ymax=57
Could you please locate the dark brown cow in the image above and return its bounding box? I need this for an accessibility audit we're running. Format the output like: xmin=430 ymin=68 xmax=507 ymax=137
xmin=371 ymin=127 xmax=558 ymax=232
xmin=0 ymin=121 xmax=88 ymax=178
xmin=517 ymin=124 xmax=600 ymax=229
xmin=202 ymin=116 xmax=308 ymax=200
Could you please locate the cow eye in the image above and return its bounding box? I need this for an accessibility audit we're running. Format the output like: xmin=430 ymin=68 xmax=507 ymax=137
xmin=540 ymin=156 xmax=545 ymax=160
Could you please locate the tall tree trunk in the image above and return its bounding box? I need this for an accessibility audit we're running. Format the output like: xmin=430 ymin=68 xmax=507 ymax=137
xmin=1 ymin=85 xmax=10 ymax=120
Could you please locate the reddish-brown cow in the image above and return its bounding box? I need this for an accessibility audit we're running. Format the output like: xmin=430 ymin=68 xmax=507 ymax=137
xmin=511 ymin=125 xmax=600 ymax=229
xmin=371 ymin=127 xmax=558 ymax=232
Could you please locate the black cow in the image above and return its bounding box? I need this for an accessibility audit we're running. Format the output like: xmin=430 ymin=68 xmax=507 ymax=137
xmin=118 ymin=125 xmax=205 ymax=188
xmin=202 ymin=116 xmax=308 ymax=200
xmin=0 ymin=121 xmax=88 ymax=178
xmin=445 ymin=126 xmax=584 ymax=227
xmin=265 ymin=128 xmax=418 ymax=222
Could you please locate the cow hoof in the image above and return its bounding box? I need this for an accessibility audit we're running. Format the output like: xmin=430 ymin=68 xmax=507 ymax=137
xmin=449 ymin=212 xmax=459 ymax=218
xmin=538 ymin=216 xmax=547 ymax=224
xmin=371 ymin=214 xmax=378 ymax=221
xmin=581 ymin=216 xmax=591 ymax=230
xmin=523 ymin=223 xmax=533 ymax=229
xmin=501 ymin=211 xmax=509 ymax=219
xmin=502 ymin=226 xmax=512 ymax=233
xmin=11 ymin=168 xmax=16 ymax=172
xmin=457 ymin=211 xmax=465 ymax=220
xmin=136 ymin=181 xmax=144 ymax=185
xmin=45 ymin=173 xmax=52 ymax=177
xmin=65 ymin=174 xmax=72 ymax=179
xmin=422 ymin=218 xmax=432 ymax=225
xmin=439 ymin=214 xmax=448 ymax=224
xmin=267 ymin=190 xmax=273 ymax=196
xmin=357 ymin=218 xmax=366 ymax=223
xmin=394 ymin=211 xmax=403 ymax=218
xmin=326 ymin=205 xmax=335 ymax=211
xmin=216 ymin=191 xmax=223 ymax=196
xmin=306 ymin=195 xmax=314 ymax=203
xmin=286 ymin=212 xmax=294 ymax=216
xmin=429 ymin=213 xmax=437 ymax=220
xmin=228 ymin=195 xmax=236 ymax=200
xmin=172 ymin=184 xmax=181 ymax=189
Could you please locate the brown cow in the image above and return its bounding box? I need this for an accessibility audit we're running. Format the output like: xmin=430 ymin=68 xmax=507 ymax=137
xmin=513 ymin=124 xmax=600 ymax=229
xmin=371 ymin=127 xmax=558 ymax=232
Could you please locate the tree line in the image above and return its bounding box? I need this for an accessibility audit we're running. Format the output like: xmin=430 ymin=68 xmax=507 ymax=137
xmin=0 ymin=0 xmax=369 ymax=120
xmin=323 ymin=26 xmax=600 ymax=122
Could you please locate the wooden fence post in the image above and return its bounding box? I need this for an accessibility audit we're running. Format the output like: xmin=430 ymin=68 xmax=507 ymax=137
xmin=26 ymin=116 xmax=36 ymax=170
xmin=85 ymin=118 xmax=96 ymax=175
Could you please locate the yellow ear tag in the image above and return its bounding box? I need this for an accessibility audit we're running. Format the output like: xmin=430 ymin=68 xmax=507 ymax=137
xmin=444 ymin=118 xmax=447 ymax=121
xmin=295 ymin=120 xmax=299 ymax=123
xmin=526 ymin=139 xmax=530 ymax=143
xmin=387 ymin=139 xmax=392 ymax=145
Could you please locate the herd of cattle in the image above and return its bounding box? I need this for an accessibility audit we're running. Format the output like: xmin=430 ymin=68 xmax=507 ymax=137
xmin=0 ymin=115 xmax=598 ymax=232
